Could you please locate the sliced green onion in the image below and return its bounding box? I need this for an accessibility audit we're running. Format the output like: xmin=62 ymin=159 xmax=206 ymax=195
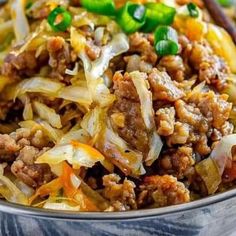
xmin=154 ymin=26 xmax=178 ymax=44
xmin=141 ymin=3 xmax=176 ymax=33
xmin=116 ymin=2 xmax=146 ymax=34
xmin=80 ymin=0 xmax=116 ymax=16
xmin=217 ymin=0 xmax=233 ymax=7
xmin=26 ymin=1 xmax=33 ymax=9
xmin=155 ymin=40 xmax=179 ymax=56
xmin=187 ymin=3 xmax=199 ymax=18
xmin=47 ymin=7 xmax=72 ymax=32
xmin=128 ymin=4 xmax=146 ymax=22
xmin=154 ymin=26 xmax=179 ymax=56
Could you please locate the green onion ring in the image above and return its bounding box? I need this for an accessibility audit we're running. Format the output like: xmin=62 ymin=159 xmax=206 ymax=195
xmin=141 ymin=3 xmax=176 ymax=33
xmin=80 ymin=0 xmax=116 ymax=16
xmin=154 ymin=26 xmax=179 ymax=56
xmin=116 ymin=2 xmax=146 ymax=34
xmin=47 ymin=6 xmax=72 ymax=32
xmin=187 ymin=3 xmax=199 ymax=18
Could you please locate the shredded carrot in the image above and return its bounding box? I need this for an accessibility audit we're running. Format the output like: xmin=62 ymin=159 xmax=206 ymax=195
xmin=30 ymin=162 xmax=79 ymax=204
xmin=61 ymin=162 xmax=78 ymax=198
xmin=70 ymin=140 xmax=105 ymax=161
xmin=29 ymin=178 xmax=63 ymax=204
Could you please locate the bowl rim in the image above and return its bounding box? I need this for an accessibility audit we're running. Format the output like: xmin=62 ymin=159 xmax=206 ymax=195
xmin=0 ymin=188 xmax=235 ymax=220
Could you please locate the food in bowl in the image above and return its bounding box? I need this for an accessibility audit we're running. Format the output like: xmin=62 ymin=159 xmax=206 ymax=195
xmin=0 ymin=0 xmax=235 ymax=212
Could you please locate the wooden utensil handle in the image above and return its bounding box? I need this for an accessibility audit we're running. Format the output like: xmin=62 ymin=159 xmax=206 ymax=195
xmin=203 ymin=0 xmax=236 ymax=44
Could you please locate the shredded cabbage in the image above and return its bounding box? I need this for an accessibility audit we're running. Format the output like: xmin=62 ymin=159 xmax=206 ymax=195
xmin=58 ymin=129 xmax=90 ymax=145
xmin=38 ymin=120 xmax=64 ymax=142
xmin=70 ymin=27 xmax=87 ymax=54
xmin=196 ymin=134 xmax=236 ymax=194
xmin=90 ymin=78 xmax=116 ymax=107
xmin=58 ymin=85 xmax=92 ymax=109
xmin=97 ymin=124 xmax=145 ymax=176
xmin=4 ymin=77 xmax=93 ymax=109
xmin=19 ymin=120 xmax=63 ymax=143
xmin=81 ymin=33 xmax=129 ymax=80
xmin=210 ymin=134 xmax=236 ymax=175
xmin=72 ymin=10 xmax=95 ymax=30
xmin=4 ymin=77 xmax=64 ymax=101
xmin=0 ymin=164 xmax=28 ymax=205
xmin=81 ymin=107 xmax=104 ymax=138
xmin=146 ymin=131 xmax=163 ymax=166
xmin=94 ymin=27 xmax=105 ymax=45
xmin=13 ymin=20 xmax=48 ymax=56
xmin=65 ymin=63 xmax=79 ymax=76
xmin=78 ymin=32 xmax=129 ymax=106
xmin=43 ymin=202 xmax=81 ymax=211
xmin=78 ymin=181 xmax=109 ymax=211
xmin=14 ymin=179 xmax=35 ymax=198
xmin=81 ymin=107 xmax=145 ymax=175
xmin=19 ymin=95 xmax=33 ymax=121
xmin=130 ymin=71 xmax=154 ymax=130
xmin=26 ymin=0 xmax=69 ymax=15
xmin=80 ymin=108 xmax=115 ymax=172
xmin=11 ymin=0 xmax=30 ymax=43
xmin=36 ymin=141 xmax=105 ymax=168
xmin=130 ymin=71 xmax=163 ymax=165
xmin=33 ymin=101 xmax=62 ymax=129
xmin=195 ymin=158 xmax=221 ymax=195
xmin=72 ymin=30 xmax=129 ymax=107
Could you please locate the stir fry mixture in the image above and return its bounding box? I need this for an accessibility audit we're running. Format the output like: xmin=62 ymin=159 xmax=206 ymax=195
xmin=0 ymin=0 xmax=235 ymax=212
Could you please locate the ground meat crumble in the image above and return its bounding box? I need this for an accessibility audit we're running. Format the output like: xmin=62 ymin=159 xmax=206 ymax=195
xmin=102 ymin=174 xmax=137 ymax=211
xmin=0 ymin=128 xmax=54 ymax=188
xmin=138 ymin=175 xmax=190 ymax=208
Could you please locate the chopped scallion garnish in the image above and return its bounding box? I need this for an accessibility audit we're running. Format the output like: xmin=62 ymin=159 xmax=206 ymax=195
xmin=154 ymin=26 xmax=179 ymax=56
xmin=187 ymin=3 xmax=199 ymax=18
xmin=141 ymin=3 xmax=176 ymax=33
xmin=116 ymin=2 xmax=146 ymax=34
xmin=47 ymin=7 xmax=72 ymax=32
xmin=80 ymin=0 xmax=116 ymax=16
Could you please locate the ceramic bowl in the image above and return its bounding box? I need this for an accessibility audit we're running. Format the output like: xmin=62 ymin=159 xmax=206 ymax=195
xmin=0 ymin=188 xmax=236 ymax=236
